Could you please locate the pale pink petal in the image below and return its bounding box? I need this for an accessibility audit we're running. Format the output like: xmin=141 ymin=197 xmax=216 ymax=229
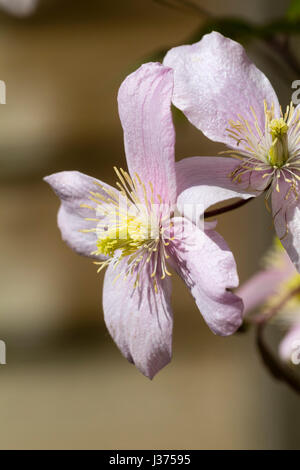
xmin=272 ymin=176 xmax=300 ymax=272
xmin=102 ymin=258 xmax=173 ymax=379
xmin=176 ymin=156 xmax=266 ymax=216
xmin=288 ymin=104 xmax=300 ymax=155
xmin=0 ymin=0 xmax=38 ymax=16
xmin=163 ymin=31 xmax=280 ymax=148
xmin=279 ymin=322 xmax=300 ymax=363
xmin=167 ymin=217 xmax=243 ymax=335
xmin=289 ymin=104 xmax=300 ymax=126
xmin=118 ymin=62 xmax=177 ymax=204
xmin=44 ymin=171 xmax=118 ymax=259
xmin=237 ymin=254 xmax=294 ymax=315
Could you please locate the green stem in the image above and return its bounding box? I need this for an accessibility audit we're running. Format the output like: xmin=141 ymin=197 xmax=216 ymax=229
xmin=253 ymin=286 xmax=300 ymax=395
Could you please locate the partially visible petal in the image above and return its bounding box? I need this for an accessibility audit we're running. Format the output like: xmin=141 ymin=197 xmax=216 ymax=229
xmin=0 ymin=0 xmax=38 ymax=16
xmin=167 ymin=218 xmax=243 ymax=336
xmin=164 ymin=31 xmax=280 ymax=148
xmin=279 ymin=322 xmax=300 ymax=363
xmin=288 ymin=103 xmax=300 ymax=155
xmin=272 ymin=176 xmax=300 ymax=272
xmin=44 ymin=171 xmax=118 ymax=259
xmin=237 ymin=261 xmax=293 ymax=315
xmin=289 ymin=103 xmax=300 ymax=127
xmin=176 ymin=156 xmax=265 ymax=217
xmin=118 ymin=62 xmax=177 ymax=204
xmin=102 ymin=258 xmax=173 ymax=379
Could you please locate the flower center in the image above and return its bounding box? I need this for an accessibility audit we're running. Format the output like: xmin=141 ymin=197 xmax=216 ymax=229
xmin=268 ymin=118 xmax=289 ymax=168
xmin=80 ymin=167 xmax=173 ymax=290
xmin=223 ymin=101 xmax=300 ymax=214
xmin=96 ymin=211 xmax=159 ymax=259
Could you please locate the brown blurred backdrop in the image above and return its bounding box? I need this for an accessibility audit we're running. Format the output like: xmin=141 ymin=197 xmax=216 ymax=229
xmin=0 ymin=0 xmax=299 ymax=449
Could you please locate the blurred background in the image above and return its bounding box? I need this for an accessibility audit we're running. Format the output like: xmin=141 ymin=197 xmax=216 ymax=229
xmin=0 ymin=0 xmax=299 ymax=450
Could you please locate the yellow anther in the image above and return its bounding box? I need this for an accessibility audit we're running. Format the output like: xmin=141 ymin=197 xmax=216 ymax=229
xmin=84 ymin=167 xmax=174 ymax=290
xmin=269 ymin=118 xmax=288 ymax=138
xmin=268 ymin=118 xmax=289 ymax=168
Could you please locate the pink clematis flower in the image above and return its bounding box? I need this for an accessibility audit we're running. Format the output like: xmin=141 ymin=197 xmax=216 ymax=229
xmin=238 ymin=240 xmax=300 ymax=364
xmin=164 ymin=32 xmax=300 ymax=271
xmin=45 ymin=62 xmax=243 ymax=379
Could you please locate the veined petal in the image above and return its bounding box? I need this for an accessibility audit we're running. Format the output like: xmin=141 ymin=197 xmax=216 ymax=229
xmin=289 ymin=103 xmax=300 ymax=126
xmin=118 ymin=62 xmax=177 ymax=204
xmin=272 ymin=176 xmax=300 ymax=272
xmin=44 ymin=171 xmax=118 ymax=259
xmin=102 ymin=258 xmax=173 ymax=379
xmin=168 ymin=217 xmax=243 ymax=336
xmin=176 ymin=156 xmax=263 ymax=217
xmin=279 ymin=322 xmax=300 ymax=363
xmin=163 ymin=31 xmax=280 ymax=148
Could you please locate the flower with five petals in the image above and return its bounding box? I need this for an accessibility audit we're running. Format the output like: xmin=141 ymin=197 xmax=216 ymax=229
xmin=45 ymin=62 xmax=243 ymax=378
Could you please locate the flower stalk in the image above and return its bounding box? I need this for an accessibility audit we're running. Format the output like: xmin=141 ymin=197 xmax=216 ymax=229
xmin=250 ymin=285 xmax=300 ymax=394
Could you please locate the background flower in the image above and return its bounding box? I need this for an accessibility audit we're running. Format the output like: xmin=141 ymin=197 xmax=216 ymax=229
xmin=238 ymin=240 xmax=300 ymax=363
xmin=164 ymin=31 xmax=300 ymax=271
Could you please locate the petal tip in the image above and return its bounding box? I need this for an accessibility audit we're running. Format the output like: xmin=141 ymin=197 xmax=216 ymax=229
xmin=139 ymin=354 xmax=172 ymax=380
